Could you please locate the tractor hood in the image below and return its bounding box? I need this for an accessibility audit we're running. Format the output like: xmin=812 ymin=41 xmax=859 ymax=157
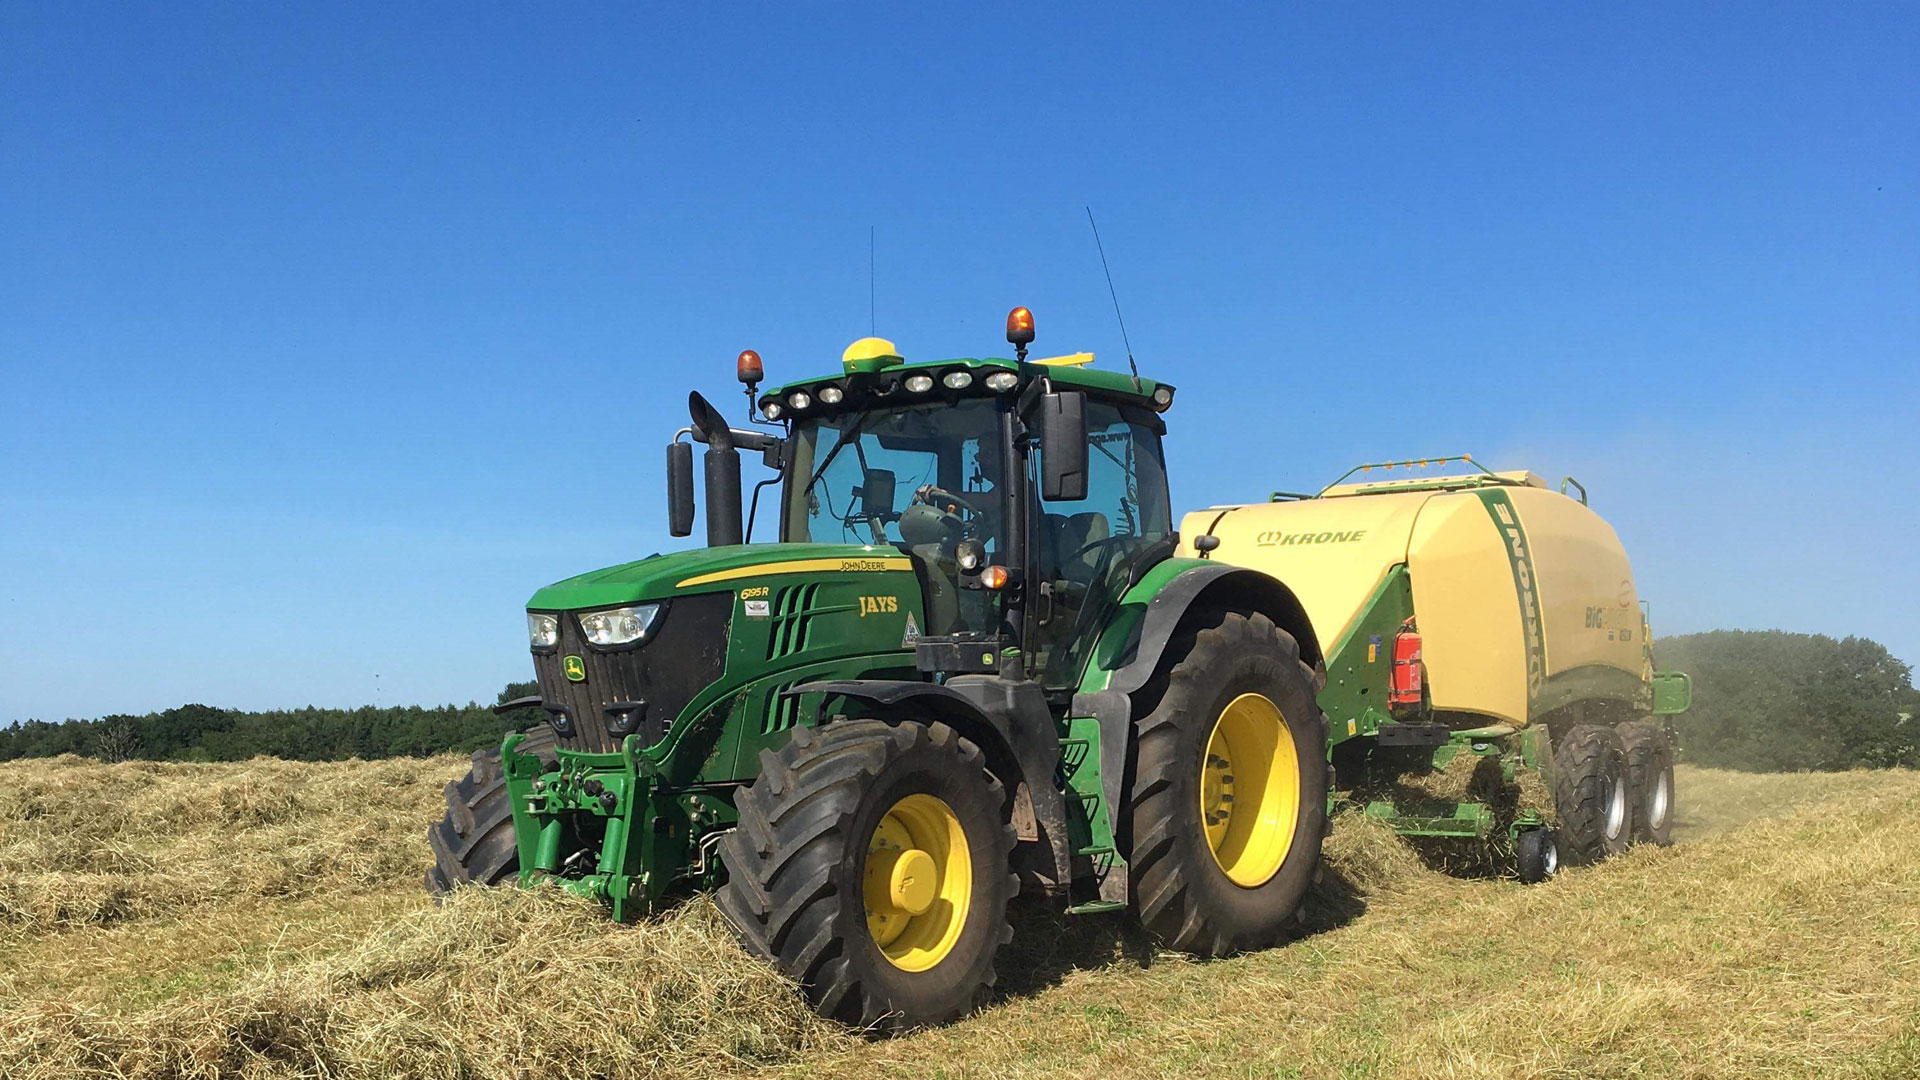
xmin=526 ymin=543 xmax=910 ymax=610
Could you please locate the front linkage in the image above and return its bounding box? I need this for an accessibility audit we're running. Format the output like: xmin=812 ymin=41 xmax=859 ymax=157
xmin=501 ymin=734 xmax=729 ymax=922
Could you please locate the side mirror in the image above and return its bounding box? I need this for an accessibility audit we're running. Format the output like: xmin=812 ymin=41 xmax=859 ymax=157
xmin=667 ymin=441 xmax=695 ymax=537
xmin=855 ymin=468 xmax=896 ymax=521
xmin=1038 ymin=390 xmax=1088 ymax=502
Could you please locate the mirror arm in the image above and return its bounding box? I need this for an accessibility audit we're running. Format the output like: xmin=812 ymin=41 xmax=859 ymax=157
xmin=1013 ymin=373 xmax=1051 ymax=421
xmin=745 ymin=474 xmax=782 ymax=543
xmin=691 ymin=426 xmax=780 ymax=454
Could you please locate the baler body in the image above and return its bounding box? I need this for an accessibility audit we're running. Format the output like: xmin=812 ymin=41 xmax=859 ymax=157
xmin=1179 ymin=470 xmax=1651 ymax=732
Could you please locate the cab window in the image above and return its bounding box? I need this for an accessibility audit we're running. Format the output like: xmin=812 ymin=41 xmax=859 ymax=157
xmin=784 ymin=398 xmax=1008 ymax=636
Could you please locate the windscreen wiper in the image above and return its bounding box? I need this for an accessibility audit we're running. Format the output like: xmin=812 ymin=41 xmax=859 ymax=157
xmin=802 ymin=413 xmax=872 ymax=500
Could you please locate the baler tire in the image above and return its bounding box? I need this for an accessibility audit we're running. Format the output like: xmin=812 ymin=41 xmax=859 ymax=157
xmin=715 ymin=719 xmax=1016 ymax=1035
xmin=1126 ymin=609 xmax=1328 ymax=957
xmin=1620 ymin=721 xmax=1675 ymax=846
xmin=1515 ymin=828 xmax=1562 ymax=883
xmin=424 ymin=726 xmax=557 ymax=894
xmin=1553 ymin=724 xmax=1632 ymax=865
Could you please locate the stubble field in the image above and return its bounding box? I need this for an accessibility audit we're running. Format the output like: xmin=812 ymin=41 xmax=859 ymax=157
xmin=2 ymin=755 xmax=1915 ymax=1080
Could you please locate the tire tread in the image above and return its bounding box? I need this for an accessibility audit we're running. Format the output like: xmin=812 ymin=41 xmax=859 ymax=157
xmin=424 ymin=727 xmax=557 ymax=894
xmin=1554 ymin=724 xmax=1630 ymax=865
xmin=1127 ymin=610 xmax=1329 ymax=956
xmin=717 ymin=719 xmax=1015 ymax=1034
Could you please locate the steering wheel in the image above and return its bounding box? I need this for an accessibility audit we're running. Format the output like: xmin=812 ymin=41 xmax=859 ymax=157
xmin=910 ymin=484 xmax=988 ymax=531
xmin=1060 ymin=534 xmax=1136 ymax=568
xmin=912 ymin=484 xmax=985 ymax=516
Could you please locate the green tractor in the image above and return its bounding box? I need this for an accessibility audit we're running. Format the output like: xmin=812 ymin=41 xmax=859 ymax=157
xmin=427 ymin=309 xmax=1331 ymax=1030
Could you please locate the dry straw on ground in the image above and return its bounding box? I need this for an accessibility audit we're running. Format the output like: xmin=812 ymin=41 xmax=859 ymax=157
xmin=0 ymin=755 xmax=445 ymax=932
xmin=5 ymin=891 xmax=832 ymax=1080
xmin=0 ymin=755 xmax=835 ymax=1079
xmin=3 ymin=754 xmax=1917 ymax=1080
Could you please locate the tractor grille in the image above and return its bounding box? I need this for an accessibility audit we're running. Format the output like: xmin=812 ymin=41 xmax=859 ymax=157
xmin=531 ymin=592 xmax=732 ymax=753
xmin=761 ymin=679 xmax=806 ymax=735
xmin=765 ymin=582 xmax=825 ymax=660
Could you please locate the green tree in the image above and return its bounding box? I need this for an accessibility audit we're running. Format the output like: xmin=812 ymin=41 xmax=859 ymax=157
xmin=1656 ymin=630 xmax=1920 ymax=771
xmin=494 ymin=680 xmax=547 ymax=737
xmin=0 ymin=680 xmax=551 ymax=763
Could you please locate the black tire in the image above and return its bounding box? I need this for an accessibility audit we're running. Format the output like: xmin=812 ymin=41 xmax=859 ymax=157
xmin=1127 ymin=610 xmax=1329 ymax=956
xmin=1516 ymin=828 xmax=1561 ymax=883
xmin=716 ymin=719 xmax=1016 ymax=1034
xmin=425 ymin=726 xmax=557 ymax=893
xmin=1620 ymin=721 xmax=1675 ymax=846
xmin=1553 ymin=724 xmax=1631 ymax=865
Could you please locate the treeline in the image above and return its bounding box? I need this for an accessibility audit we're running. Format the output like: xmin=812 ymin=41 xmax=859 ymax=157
xmin=8 ymin=631 xmax=1919 ymax=771
xmin=1657 ymin=630 xmax=1920 ymax=771
xmin=0 ymin=683 xmax=546 ymax=763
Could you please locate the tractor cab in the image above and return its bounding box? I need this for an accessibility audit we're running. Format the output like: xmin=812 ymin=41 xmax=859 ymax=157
xmin=675 ymin=311 xmax=1179 ymax=691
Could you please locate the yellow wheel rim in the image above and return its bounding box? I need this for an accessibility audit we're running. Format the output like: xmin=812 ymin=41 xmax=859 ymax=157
xmin=864 ymin=793 xmax=972 ymax=971
xmin=1200 ymin=692 xmax=1301 ymax=888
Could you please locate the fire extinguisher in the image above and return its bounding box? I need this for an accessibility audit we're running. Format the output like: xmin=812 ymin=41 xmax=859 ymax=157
xmin=1389 ymin=618 xmax=1424 ymax=711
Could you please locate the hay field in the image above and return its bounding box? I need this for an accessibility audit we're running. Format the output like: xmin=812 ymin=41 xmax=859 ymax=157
xmin=2 ymin=756 xmax=1915 ymax=1080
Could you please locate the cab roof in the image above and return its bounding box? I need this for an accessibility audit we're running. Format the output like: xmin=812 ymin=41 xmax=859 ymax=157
xmin=759 ymin=352 xmax=1173 ymax=422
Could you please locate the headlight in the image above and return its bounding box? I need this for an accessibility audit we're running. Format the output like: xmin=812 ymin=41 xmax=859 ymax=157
xmin=528 ymin=613 xmax=559 ymax=648
xmin=943 ymin=370 xmax=973 ymax=390
xmin=1152 ymin=386 xmax=1174 ymax=409
xmin=763 ymin=401 xmax=783 ymax=420
xmin=985 ymin=371 xmax=1019 ymax=392
xmin=904 ymin=374 xmax=934 ymax=393
xmin=787 ymin=390 xmax=811 ymax=411
xmin=579 ymin=603 xmax=662 ymax=646
xmin=818 ymin=385 xmax=844 ymax=404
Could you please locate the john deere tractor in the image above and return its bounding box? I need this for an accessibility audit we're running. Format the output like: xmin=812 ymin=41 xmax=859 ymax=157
xmin=427 ymin=309 xmax=1331 ymax=1030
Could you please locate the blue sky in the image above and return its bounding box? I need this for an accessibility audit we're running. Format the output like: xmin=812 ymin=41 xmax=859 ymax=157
xmin=3 ymin=3 xmax=1916 ymax=721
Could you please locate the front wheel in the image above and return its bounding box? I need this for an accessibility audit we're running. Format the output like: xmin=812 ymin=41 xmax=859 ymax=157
xmin=1127 ymin=610 xmax=1329 ymax=957
xmin=425 ymin=725 xmax=557 ymax=893
xmin=1516 ymin=828 xmax=1562 ymax=883
xmin=716 ymin=719 xmax=1016 ymax=1034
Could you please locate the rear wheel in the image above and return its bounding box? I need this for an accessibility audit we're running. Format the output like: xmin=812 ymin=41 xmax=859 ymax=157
xmin=1127 ymin=610 xmax=1328 ymax=956
xmin=1620 ymin=721 xmax=1675 ymax=846
xmin=425 ymin=726 xmax=557 ymax=892
xmin=1553 ymin=724 xmax=1631 ymax=865
xmin=717 ymin=719 xmax=1016 ymax=1034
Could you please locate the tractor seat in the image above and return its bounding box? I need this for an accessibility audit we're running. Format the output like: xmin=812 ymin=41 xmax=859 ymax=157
xmin=1044 ymin=511 xmax=1110 ymax=584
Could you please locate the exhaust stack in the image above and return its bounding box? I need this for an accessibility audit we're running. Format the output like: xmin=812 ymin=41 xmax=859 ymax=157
xmin=688 ymin=392 xmax=744 ymax=548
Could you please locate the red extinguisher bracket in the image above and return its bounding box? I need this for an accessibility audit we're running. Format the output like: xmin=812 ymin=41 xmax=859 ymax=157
xmin=1389 ymin=618 xmax=1425 ymax=711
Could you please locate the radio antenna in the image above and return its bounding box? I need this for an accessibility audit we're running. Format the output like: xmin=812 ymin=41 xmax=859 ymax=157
xmin=1086 ymin=207 xmax=1142 ymax=390
xmin=868 ymin=225 xmax=876 ymax=337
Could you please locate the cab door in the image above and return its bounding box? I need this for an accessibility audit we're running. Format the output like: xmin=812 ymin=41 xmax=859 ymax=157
xmin=1025 ymin=401 xmax=1173 ymax=687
